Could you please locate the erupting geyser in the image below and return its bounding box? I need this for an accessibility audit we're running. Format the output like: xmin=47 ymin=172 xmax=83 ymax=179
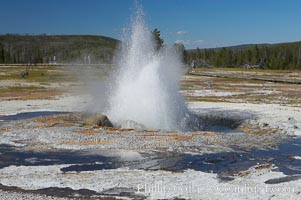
xmin=106 ymin=5 xmax=201 ymax=131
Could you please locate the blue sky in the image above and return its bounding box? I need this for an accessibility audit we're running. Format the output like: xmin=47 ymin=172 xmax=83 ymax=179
xmin=0 ymin=0 xmax=301 ymax=49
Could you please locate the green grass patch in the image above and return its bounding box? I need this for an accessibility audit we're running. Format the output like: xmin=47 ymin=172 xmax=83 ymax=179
xmin=0 ymin=65 xmax=75 ymax=82
xmin=0 ymin=85 xmax=44 ymax=92
xmin=196 ymin=67 xmax=292 ymax=74
xmin=185 ymin=96 xmax=230 ymax=103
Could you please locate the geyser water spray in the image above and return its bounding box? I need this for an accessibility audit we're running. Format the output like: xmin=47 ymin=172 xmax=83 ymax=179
xmin=106 ymin=5 xmax=201 ymax=131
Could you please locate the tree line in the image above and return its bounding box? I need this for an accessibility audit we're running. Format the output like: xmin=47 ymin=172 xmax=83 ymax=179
xmin=0 ymin=34 xmax=119 ymax=64
xmin=2 ymin=33 xmax=301 ymax=70
xmin=184 ymin=42 xmax=301 ymax=70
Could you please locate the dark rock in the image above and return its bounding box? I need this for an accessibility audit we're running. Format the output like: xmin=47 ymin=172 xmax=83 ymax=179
xmin=84 ymin=114 xmax=114 ymax=127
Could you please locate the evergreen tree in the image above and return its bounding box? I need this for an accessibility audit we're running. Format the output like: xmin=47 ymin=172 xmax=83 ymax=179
xmin=0 ymin=45 xmax=4 ymax=63
xmin=152 ymin=28 xmax=164 ymax=50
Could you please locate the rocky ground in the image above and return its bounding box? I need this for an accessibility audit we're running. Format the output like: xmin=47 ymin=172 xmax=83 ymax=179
xmin=0 ymin=66 xmax=301 ymax=199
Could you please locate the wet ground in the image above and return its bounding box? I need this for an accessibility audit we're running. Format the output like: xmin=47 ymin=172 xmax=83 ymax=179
xmin=1 ymin=111 xmax=301 ymax=199
xmin=1 ymin=111 xmax=300 ymax=180
xmin=1 ymin=137 xmax=301 ymax=182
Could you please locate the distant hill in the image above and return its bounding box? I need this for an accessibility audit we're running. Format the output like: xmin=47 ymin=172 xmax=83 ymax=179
xmin=206 ymin=43 xmax=270 ymax=51
xmin=186 ymin=41 xmax=301 ymax=70
xmin=0 ymin=34 xmax=120 ymax=64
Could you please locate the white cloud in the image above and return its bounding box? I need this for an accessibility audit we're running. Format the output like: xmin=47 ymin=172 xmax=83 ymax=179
xmin=195 ymin=40 xmax=204 ymax=44
xmin=176 ymin=31 xmax=188 ymax=35
xmin=175 ymin=39 xmax=205 ymax=46
xmin=175 ymin=39 xmax=190 ymax=45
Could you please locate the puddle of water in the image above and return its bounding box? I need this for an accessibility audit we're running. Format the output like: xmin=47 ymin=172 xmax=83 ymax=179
xmin=0 ymin=145 xmax=119 ymax=169
xmin=1 ymin=138 xmax=301 ymax=181
xmin=0 ymin=111 xmax=70 ymax=121
xmin=205 ymin=125 xmax=245 ymax=134
xmin=265 ymin=175 xmax=301 ymax=184
xmin=148 ymin=137 xmax=301 ymax=178
xmin=61 ymin=163 xmax=115 ymax=172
